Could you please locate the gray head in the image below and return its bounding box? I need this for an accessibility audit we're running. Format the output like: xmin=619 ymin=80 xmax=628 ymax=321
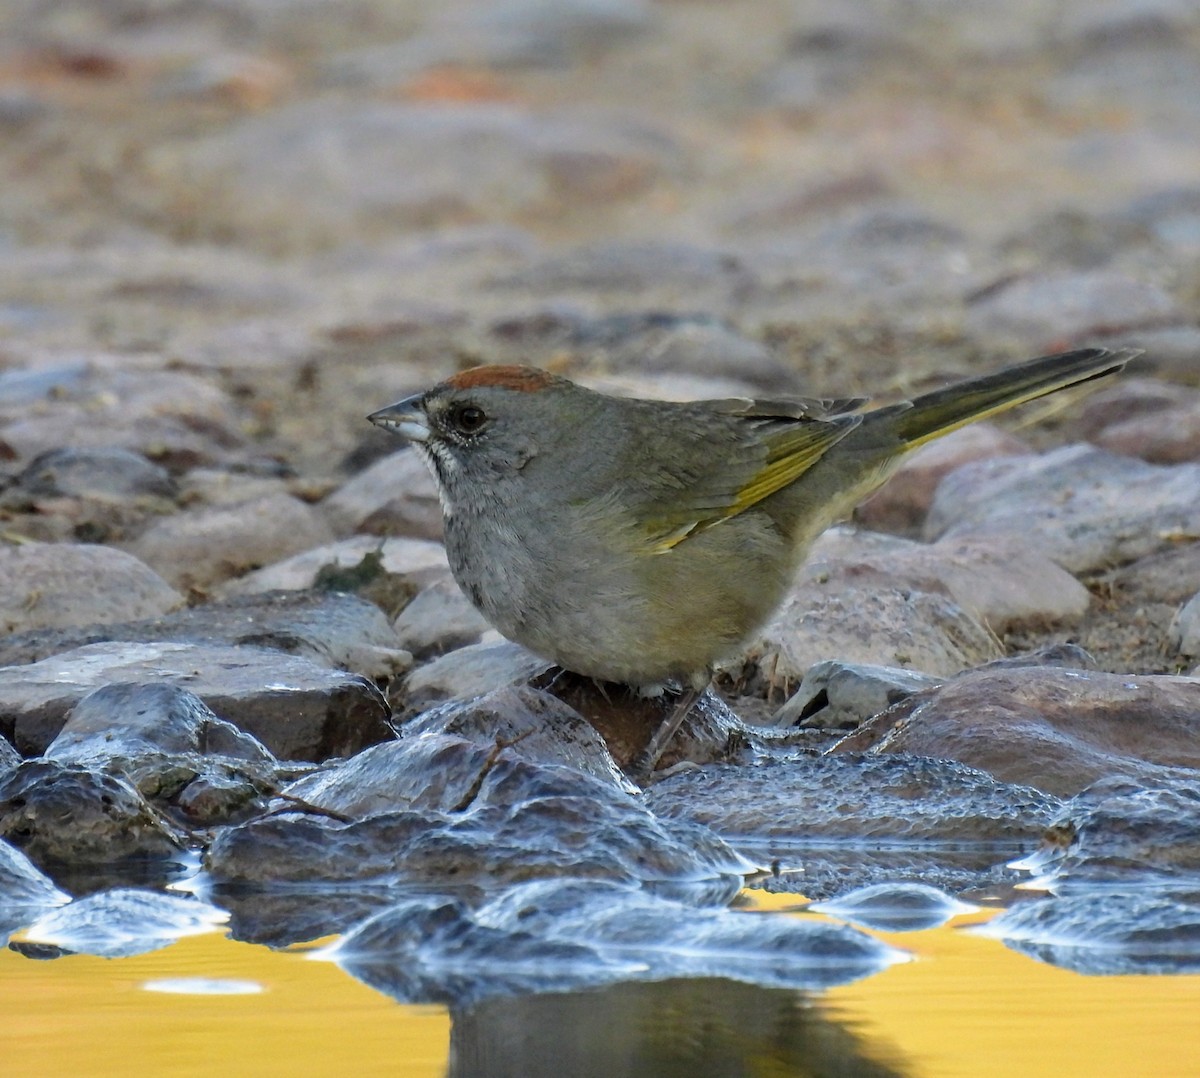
xmin=367 ymin=365 xmax=597 ymax=513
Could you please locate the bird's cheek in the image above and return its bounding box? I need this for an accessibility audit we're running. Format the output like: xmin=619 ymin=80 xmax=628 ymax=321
xmin=491 ymin=438 xmax=537 ymax=474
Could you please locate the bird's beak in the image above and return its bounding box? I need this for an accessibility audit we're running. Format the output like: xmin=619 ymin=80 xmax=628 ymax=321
xmin=367 ymin=394 xmax=430 ymax=443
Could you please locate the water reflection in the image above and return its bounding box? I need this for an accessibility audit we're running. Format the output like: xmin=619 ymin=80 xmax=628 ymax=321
xmin=449 ymin=977 xmax=910 ymax=1078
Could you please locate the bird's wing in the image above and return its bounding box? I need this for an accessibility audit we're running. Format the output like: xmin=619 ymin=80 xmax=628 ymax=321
xmin=636 ymin=403 xmax=863 ymax=553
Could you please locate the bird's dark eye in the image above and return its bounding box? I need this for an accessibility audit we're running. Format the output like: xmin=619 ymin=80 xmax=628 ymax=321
xmin=447 ymin=403 xmax=487 ymax=435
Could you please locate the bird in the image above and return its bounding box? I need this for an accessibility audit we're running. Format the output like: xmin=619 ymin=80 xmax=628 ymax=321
xmin=369 ymin=346 xmax=1128 ymax=774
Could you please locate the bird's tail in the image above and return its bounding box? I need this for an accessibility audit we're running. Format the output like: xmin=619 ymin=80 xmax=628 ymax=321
xmin=865 ymin=346 xmax=1131 ymax=451
xmin=780 ymin=346 xmax=1132 ymax=539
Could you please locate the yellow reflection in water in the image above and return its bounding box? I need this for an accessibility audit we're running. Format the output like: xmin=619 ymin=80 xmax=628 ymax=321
xmin=0 ymin=933 xmax=449 ymax=1078
xmin=750 ymin=890 xmax=1200 ymax=1078
xmin=4 ymin=895 xmax=1200 ymax=1078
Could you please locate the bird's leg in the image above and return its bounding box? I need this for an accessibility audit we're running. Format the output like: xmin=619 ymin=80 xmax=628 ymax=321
xmin=631 ymin=681 xmax=707 ymax=781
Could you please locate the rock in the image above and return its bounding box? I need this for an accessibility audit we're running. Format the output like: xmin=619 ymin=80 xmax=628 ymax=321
xmin=392 ymin=577 xmax=491 ymax=657
xmin=0 ymin=641 xmax=392 ymax=760
xmin=489 ymin=241 xmax=756 ymax=309
xmin=2 ymin=447 xmax=176 ymax=504
xmin=0 ymin=542 xmax=183 ymax=635
xmin=47 ymin=683 xmax=273 ymax=766
xmin=0 ymin=838 xmax=69 ymax=942
xmin=206 ymin=753 xmax=755 ymax=893
xmin=0 ymin=760 xmax=185 ymax=870
xmin=533 ymin=676 xmax=747 ymax=774
xmin=737 ymin=579 xmax=1000 ymax=695
xmin=973 ymin=892 xmax=1200 ymax=976
xmin=800 ymin=529 xmax=1091 ymax=635
xmin=327 ymin=878 xmax=902 ymax=1007
xmin=608 ymin=321 xmax=791 ymax=390
xmin=403 ymin=641 xmax=553 ymax=707
xmin=44 ymin=683 xmax=279 ymax=828
xmin=964 ymin=270 xmax=1181 ymax=346
xmin=925 ymin=445 xmax=1200 ymax=573
xmin=0 ymin=360 xmax=246 ymax=472
xmin=404 ymin=685 xmax=636 ymax=792
xmin=286 ymin=689 xmax=636 ymax=821
xmin=321 ymin=448 xmax=443 ymax=540
xmin=151 ymin=102 xmax=676 ymax=247
xmin=1095 ymin=398 xmax=1200 ymax=464
xmin=0 ymin=588 xmax=412 ymax=679
xmin=0 ymin=736 xmax=17 ymax=772
xmin=21 ymin=888 xmax=229 ymax=958
xmin=220 ymin=536 xmax=448 ymax=603
xmin=808 ymin=883 xmax=977 ymax=932
xmin=855 ymin=424 xmax=1031 ymax=534
xmin=645 ymin=755 xmax=1058 ymax=846
xmin=832 ymin=666 xmax=1200 ymax=796
xmin=1107 ymin=540 xmax=1200 ymax=605
xmin=124 ymin=492 xmax=336 ymax=590
xmin=1066 ymin=377 xmax=1200 ymax=464
xmin=1018 ymin=775 xmax=1200 ymax=892
xmin=1170 ymin=592 xmax=1200 ymax=656
xmin=776 ymin=660 xmax=943 ymax=730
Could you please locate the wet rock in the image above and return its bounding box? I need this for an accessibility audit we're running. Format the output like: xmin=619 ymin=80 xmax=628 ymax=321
xmin=279 ymin=735 xmax=486 ymax=820
xmin=152 ymin=102 xmax=676 ymax=247
xmin=0 ymin=641 xmax=392 ymax=760
xmin=776 ymin=660 xmax=943 ymax=730
xmin=925 ymin=445 xmax=1200 ymax=573
xmin=834 ymin=667 xmax=1200 ymax=797
xmin=221 ymin=536 xmax=448 ymax=605
xmin=808 ymin=882 xmax=977 ymax=932
xmin=0 ymin=541 xmax=183 ymax=635
xmin=973 ymin=892 xmax=1200 ymax=976
xmin=0 ymin=736 xmax=17 ymax=773
xmin=207 ymin=752 xmax=754 ymax=892
xmin=44 ymin=684 xmax=279 ymax=827
xmin=535 ymin=676 xmax=747 ymax=774
xmin=21 ymin=888 xmax=228 ymax=958
xmin=0 ymin=760 xmax=185 ymax=869
xmin=47 ymin=683 xmax=273 ymax=766
xmin=1016 ymin=776 xmax=1200 ymax=892
xmin=855 ymin=424 xmax=1031 ymax=534
xmin=403 ymin=641 xmax=553 ymax=707
xmin=0 ymin=588 xmax=412 ymax=678
xmin=403 ymin=685 xmax=636 ymax=792
xmin=392 ymin=577 xmax=491 ymax=658
xmin=0 ymin=839 xmax=69 ymax=941
xmin=124 ymin=492 xmax=335 ymax=591
xmin=1171 ymin=592 xmax=1200 ymax=657
xmin=964 ymin=270 xmax=1181 ymax=346
xmin=213 ymin=887 xmax=396 ymax=949
xmin=326 ymin=877 xmax=902 ymax=1006
xmin=321 ymin=448 xmax=443 ymax=540
xmin=324 ymin=892 xmax=640 ymax=1007
xmin=646 ymin=754 xmax=1058 ymax=848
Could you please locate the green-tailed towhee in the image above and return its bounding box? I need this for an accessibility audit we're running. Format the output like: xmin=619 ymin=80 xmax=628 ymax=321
xmin=369 ymin=347 xmax=1126 ymax=770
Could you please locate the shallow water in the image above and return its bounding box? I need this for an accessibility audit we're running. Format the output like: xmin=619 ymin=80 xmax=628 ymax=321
xmin=3 ymin=891 xmax=1198 ymax=1078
